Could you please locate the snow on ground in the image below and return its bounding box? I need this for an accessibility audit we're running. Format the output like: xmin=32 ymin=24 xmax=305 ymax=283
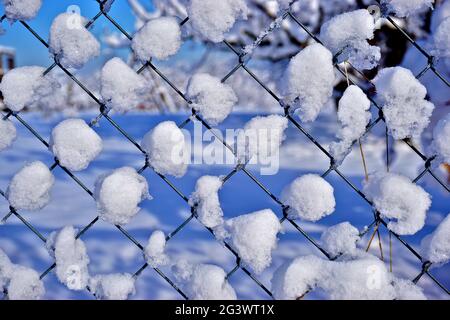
xmin=0 ymin=66 xmax=58 ymax=112
xmin=49 ymin=13 xmax=100 ymax=69
xmin=373 ymin=67 xmax=435 ymax=140
xmin=0 ymin=112 xmax=449 ymax=300
xmin=100 ymin=58 xmax=148 ymax=113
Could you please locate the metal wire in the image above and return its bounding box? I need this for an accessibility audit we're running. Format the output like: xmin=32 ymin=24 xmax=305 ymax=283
xmin=0 ymin=0 xmax=449 ymax=299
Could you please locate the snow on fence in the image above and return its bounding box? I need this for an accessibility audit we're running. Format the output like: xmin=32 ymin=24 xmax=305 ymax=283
xmin=0 ymin=0 xmax=449 ymax=300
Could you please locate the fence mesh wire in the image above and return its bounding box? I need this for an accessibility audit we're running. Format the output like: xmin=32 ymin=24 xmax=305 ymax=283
xmin=0 ymin=0 xmax=449 ymax=299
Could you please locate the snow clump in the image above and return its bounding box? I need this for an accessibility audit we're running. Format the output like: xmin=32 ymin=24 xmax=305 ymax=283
xmin=320 ymin=9 xmax=381 ymax=70
xmin=174 ymin=261 xmax=237 ymax=300
xmin=95 ymin=167 xmax=149 ymax=225
xmin=0 ymin=118 xmax=17 ymax=151
xmin=49 ymin=13 xmax=100 ymax=69
xmin=281 ymin=174 xmax=336 ymax=222
xmin=7 ymin=161 xmax=55 ymax=211
xmin=141 ymin=121 xmax=188 ymax=177
xmin=392 ymin=278 xmax=427 ymax=300
xmin=363 ymin=172 xmax=431 ymax=235
xmin=2 ymin=0 xmax=42 ymax=21
xmin=144 ymin=230 xmax=169 ymax=268
xmin=329 ymin=85 xmax=371 ymax=164
xmin=131 ymin=17 xmax=182 ymax=61
xmin=432 ymin=17 xmax=450 ymax=70
xmin=100 ymin=57 xmax=148 ymax=113
xmin=0 ymin=249 xmax=13 ymax=295
xmin=272 ymin=254 xmax=426 ymax=300
xmin=0 ymin=66 xmax=58 ymax=112
xmin=50 ymin=119 xmax=102 ymax=171
xmin=224 ymin=209 xmax=281 ymax=273
xmin=186 ymin=73 xmax=237 ymax=125
xmin=432 ymin=113 xmax=450 ymax=164
xmin=421 ymin=213 xmax=450 ymax=266
xmin=320 ymin=222 xmax=360 ymax=257
xmin=236 ymin=114 xmax=288 ymax=164
xmin=381 ymin=0 xmax=434 ymax=18
xmin=89 ymin=273 xmax=135 ymax=300
xmin=282 ymin=43 xmax=335 ymax=122
xmin=271 ymin=255 xmax=327 ymax=300
xmin=189 ymin=176 xmax=224 ymax=229
xmin=0 ymin=249 xmax=46 ymax=300
xmin=7 ymin=266 xmax=45 ymax=300
xmin=373 ymin=67 xmax=434 ymax=140
xmin=187 ymin=0 xmax=248 ymax=43
xmin=46 ymin=226 xmax=90 ymax=290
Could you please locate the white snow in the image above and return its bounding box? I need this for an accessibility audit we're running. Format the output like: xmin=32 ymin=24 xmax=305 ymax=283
xmin=0 ymin=66 xmax=58 ymax=112
xmin=6 ymin=161 xmax=55 ymax=211
xmin=89 ymin=273 xmax=135 ymax=300
xmin=131 ymin=17 xmax=182 ymax=61
xmin=320 ymin=222 xmax=360 ymax=257
xmin=141 ymin=121 xmax=188 ymax=177
xmin=7 ymin=265 xmax=45 ymax=300
xmin=373 ymin=67 xmax=435 ymax=140
xmin=224 ymin=209 xmax=281 ymax=273
xmin=281 ymin=174 xmax=336 ymax=222
xmin=236 ymin=114 xmax=288 ymax=163
xmin=381 ymin=0 xmax=434 ymax=18
xmin=282 ymin=43 xmax=335 ymax=122
xmin=189 ymin=175 xmax=224 ymax=229
xmin=322 ymin=256 xmax=394 ymax=300
xmin=432 ymin=17 xmax=450 ymax=68
xmin=46 ymin=226 xmax=90 ymax=290
xmin=94 ymin=167 xmax=149 ymax=225
xmin=329 ymin=85 xmax=371 ymax=164
xmin=2 ymin=0 xmax=42 ymax=21
xmin=144 ymin=230 xmax=169 ymax=268
xmin=421 ymin=213 xmax=450 ymax=265
xmin=363 ymin=172 xmax=431 ymax=235
xmin=392 ymin=278 xmax=427 ymax=300
xmin=320 ymin=9 xmax=381 ymax=70
xmin=0 ymin=118 xmax=17 ymax=152
xmin=272 ymin=253 xmax=425 ymax=300
xmin=176 ymin=262 xmax=237 ymax=300
xmin=187 ymin=0 xmax=248 ymax=43
xmin=272 ymin=255 xmax=326 ymax=300
xmin=432 ymin=113 xmax=450 ymax=164
xmin=0 ymin=249 xmax=46 ymax=300
xmin=186 ymin=73 xmax=237 ymax=125
xmin=49 ymin=13 xmax=100 ymax=69
xmin=0 ymin=249 xmax=13 ymax=295
xmin=100 ymin=57 xmax=148 ymax=113
xmin=50 ymin=118 xmax=103 ymax=171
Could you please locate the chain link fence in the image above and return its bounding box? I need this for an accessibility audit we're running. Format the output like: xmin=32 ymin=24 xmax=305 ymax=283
xmin=0 ymin=0 xmax=449 ymax=299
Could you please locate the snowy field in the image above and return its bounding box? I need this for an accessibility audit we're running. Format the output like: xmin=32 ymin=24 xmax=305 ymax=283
xmin=1 ymin=110 xmax=449 ymax=300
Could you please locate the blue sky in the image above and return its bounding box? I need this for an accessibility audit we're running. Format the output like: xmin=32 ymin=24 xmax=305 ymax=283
xmin=1 ymin=0 xmax=154 ymax=67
